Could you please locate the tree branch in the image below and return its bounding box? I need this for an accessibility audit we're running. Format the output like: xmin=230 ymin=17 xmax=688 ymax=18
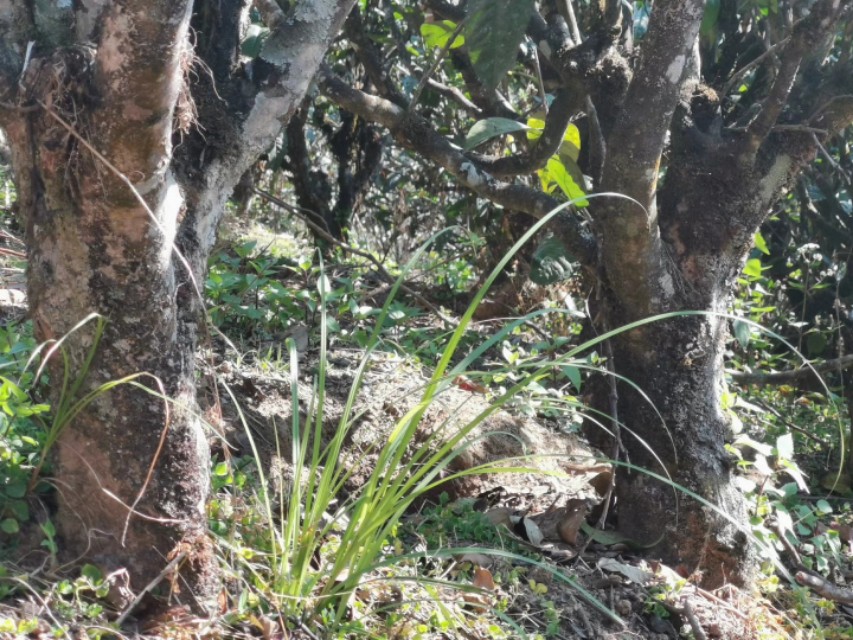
xmin=318 ymin=67 xmax=597 ymax=266
xmin=796 ymin=571 xmax=853 ymax=605
xmin=236 ymin=0 xmax=358 ymax=165
xmin=745 ymin=0 xmax=845 ymax=156
xmin=253 ymin=0 xmax=288 ymax=30
xmin=729 ymin=354 xmax=853 ymax=386
xmin=469 ymin=88 xmax=575 ymax=178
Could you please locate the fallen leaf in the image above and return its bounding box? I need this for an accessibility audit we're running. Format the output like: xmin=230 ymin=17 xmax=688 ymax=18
xmin=557 ymin=500 xmax=588 ymax=546
xmin=472 ymin=566 xmax=496 ymax=591
xmin=596 ymin=557 xmax=654 ymax=584
xmin=512 ymin=515 xmax=544 ymax=545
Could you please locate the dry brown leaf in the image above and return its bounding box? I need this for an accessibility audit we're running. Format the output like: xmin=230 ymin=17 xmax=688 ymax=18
xmin=472 ymin=566 xmax=496 ymax=591
xmin=557 ymin=499 xmax=588 ymax=545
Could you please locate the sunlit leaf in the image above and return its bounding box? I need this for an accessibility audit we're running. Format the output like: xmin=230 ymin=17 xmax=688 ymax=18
xmin=754 ymin=231 xmax=770 ymax=255
xmin=775 ymin=433 xmax=793 ymax=460
xmin=538 ymin=157 xmax=588 ymax=206
xmin=420 ymin=20 xmax=465 ymax=50
xmin=743 ymin=258 xmax=763 ymax=279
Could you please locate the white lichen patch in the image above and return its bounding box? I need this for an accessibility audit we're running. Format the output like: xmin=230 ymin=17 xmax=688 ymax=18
xmin=659 ymin=271 xmax=676 ymax=298
xmin=460 ymin=161 xmax=483 ymax=186
xmin=666 ymin=55 xmax=686 ymax=84
xmin=759 ymin=155 xmax=792 ymax=203
xmin=98 ymin=11 xmax=134 ymax=75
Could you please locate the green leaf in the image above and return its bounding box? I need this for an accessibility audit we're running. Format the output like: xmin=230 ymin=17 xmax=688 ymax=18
xmin=420 ymin=20 xmax=465 ymax=50
xmin=213 ymin=461 xmax=230 ymax=477
xmin=806 ymin=332 xmax=827 ymax=357
xmin=753 ymin=231 xmax=770 ymax=255
xmin=40 ymin=519 xmax=55 ymax=537
xmin=0 ymin=518 xmax=18 ymax=534
xmin=816 ymin=499 xmax=833 ymax=515
xmin=733 ymin=319 xmax=751 ymax=349
xmin=743 ymin=258 xmax=763 ymax=279
xmin=81 ymin=564 xmax=104 ymax=583
xmin=4 ymin=481 xmax=26 ymax=499
xmin=241 ymin=24 xmax=270 ymax=59
xmin=562 ymin=365 xmax=582 ymax=392
xmin=530 ymin=235 xmax=575 ymax=285
xmin=527 ymin=118 xmax=581 ymax=163
xmin=465 ymin=0 xmax=535 ymax=89
xmin=463 ymin=117 xmax=528 ymax=150
xmin=538 ymin=157 xmax=588 ymax=206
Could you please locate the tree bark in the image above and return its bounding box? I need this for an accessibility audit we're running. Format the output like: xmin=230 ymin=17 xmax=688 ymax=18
xmin=0 ymin=0 xmax=355 ymax=613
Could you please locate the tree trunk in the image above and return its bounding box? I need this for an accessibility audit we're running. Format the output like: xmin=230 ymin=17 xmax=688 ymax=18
xmin=0 ymin=0 xmax=356 ymax=613
xmin=604 ymin=310 xmax=753 ymax=587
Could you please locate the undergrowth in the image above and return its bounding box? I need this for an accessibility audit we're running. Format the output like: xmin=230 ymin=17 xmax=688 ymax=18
xmin=0 ymin=213 xmax=852 ymax=638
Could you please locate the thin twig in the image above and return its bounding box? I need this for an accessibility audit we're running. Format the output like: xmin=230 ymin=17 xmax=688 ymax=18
xmin=533 ymin=46 xmax=548 ymax=115
xmin=559 ymin=0 xmax=583 ymax=46
xmin=813 ymin=132 xmax=853 ymax=185
xmin=728 ymin=353 xmax=853 ymax=385
xmin=409 ymin=18 xmax=467 ymax=114
xmin=795 ymin=570 xmax=853 ymax=605
xmin=680 ymin=600 xmax=707 ymax=640
xmin=721 ymin=37 xmax=790 ymax=97
xmin=115 ymin=551 xmax=188 ymax=626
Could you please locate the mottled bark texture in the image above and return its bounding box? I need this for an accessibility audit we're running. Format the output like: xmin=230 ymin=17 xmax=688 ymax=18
xmin=328 ymin=0 xmax=853 ymax=587
xmin=0 ymin=0 xmax=354 ymax=613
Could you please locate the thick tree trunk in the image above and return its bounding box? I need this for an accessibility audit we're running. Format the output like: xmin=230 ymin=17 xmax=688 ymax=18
xmin=4 ymin=47 xmax=216 ymax=608
xmin=605 ymin=310 xmax=753 ymax=587
xmin=0 ymin=0 xmax=357 ymax=613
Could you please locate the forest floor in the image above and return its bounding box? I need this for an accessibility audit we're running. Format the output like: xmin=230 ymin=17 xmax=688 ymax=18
xmin=1 ymin=217 xmax=853 ymax=639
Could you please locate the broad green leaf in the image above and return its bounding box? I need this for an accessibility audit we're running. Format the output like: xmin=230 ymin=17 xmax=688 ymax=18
xmin=4 ymin=480 xmax=26 ymax=499
xmin=465 ymin=0 xmax=535 ymax=89
xmin=732 ymin=319 xmax=751 ymax=349
xmin=816 ymin=499 xmax=833 ymax=515
xmin=527 ymin=117 xmax=581 ymax=163
xmin=806 ymin=332 xmax=827 ymax=356
xmin=420 ymin=20 xmax=465 ymax=49
xmin=743 ymin=258 xmax=763 ymax=279
xmin=463 ymin=117 xmax=529 ymax=150
xmin=538 ymin=157 xmax=588 ymax=207
xmin=0 ymin=518 xmax=18 ymax=534
xmin=526 ymin=117 xmax=545 ymax=140
xmin=530 ymin=235 xmax=575 ymax=285
xmin=562 ymin=365 xmax=582 ymax=392
xmin=241 ymin=24 xmax=270 ymax=59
